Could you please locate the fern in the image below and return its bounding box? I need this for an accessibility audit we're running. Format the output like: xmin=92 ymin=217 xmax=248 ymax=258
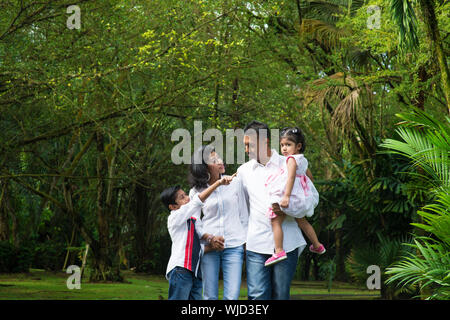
xmin=381 ymin=108 xmax=450 ymax=300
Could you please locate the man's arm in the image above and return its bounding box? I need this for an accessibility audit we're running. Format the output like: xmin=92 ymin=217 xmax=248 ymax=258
xmin=236 ymin=174 xmax=249 ymax=231
xmin=306 ymin=168 xmax=314 ymax=182
xmin=271 ymin=203 xmax=287 ymax=218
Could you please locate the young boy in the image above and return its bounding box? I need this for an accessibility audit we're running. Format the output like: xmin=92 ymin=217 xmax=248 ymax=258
xmin=160 ymin=173 xmax=236 ymax=300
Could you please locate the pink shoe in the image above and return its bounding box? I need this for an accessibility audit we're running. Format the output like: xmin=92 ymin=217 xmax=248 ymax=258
xmin=309 ymin=244 xmax=326 ymax=254
xmin=264 ymin=250 xmax=287 ymax=267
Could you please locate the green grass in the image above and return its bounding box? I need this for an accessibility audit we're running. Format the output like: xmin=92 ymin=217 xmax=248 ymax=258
xmin=0 ymin=269 xmax=380 ymax=300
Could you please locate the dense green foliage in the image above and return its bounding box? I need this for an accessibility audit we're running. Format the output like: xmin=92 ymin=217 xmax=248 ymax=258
xmin=0 ymin=0 xmax=448 ymax=298
xmin=383 ymin=109 xmax=450 ymax=300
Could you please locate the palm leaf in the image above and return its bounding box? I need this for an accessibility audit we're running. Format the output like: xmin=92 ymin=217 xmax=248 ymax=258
xmin=300 ymin=19 xmax=349 ymax=48
xmin=389 ymin=0 xmax=420 ymax=51
xmin=301 ymin=0 xmax=344 ymax=22
xmin=381 ymin=110 xmax=450 ymax=189
xmin=385 ymin=239 xmax=450 ymax=299
xmin=383 ymin=109 xmax=450 ymax=299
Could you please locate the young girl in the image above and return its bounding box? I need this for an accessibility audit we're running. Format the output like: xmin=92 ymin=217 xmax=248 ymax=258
xmin=265 ymin=127 xmax=326 ymax=266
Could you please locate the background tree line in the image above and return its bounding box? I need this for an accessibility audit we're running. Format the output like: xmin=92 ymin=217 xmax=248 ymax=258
xmin=0 ymin=0 xmax=448 ymax=298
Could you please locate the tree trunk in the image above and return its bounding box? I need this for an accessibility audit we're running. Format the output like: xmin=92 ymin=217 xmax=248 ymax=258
xmin=0 ymin=180 xmax=10 ymax=241
xmin=333 ymin=210 xmax=346 ymax=281
xmin=133 ymin=180 xmax=152 ymax=273
xmin=418 ymin=0 xmax=450 ymax=112
xmin=89 ymin=131 xmax=122 ymax=282
xmin=302 ymin=255 xmax=311 ymax=280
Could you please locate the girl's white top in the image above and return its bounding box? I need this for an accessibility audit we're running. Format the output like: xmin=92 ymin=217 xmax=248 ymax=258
xmin=189 ymin=174 xmax=249 ymax=248
xmin=265 ymin=154 xmax=319 ymax=218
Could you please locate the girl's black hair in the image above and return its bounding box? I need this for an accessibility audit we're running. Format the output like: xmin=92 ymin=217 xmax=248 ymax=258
xmin=188 ymin=145 xmax=218 ymax=190
xmin=280 ymin=127 xmax=306 ymax=153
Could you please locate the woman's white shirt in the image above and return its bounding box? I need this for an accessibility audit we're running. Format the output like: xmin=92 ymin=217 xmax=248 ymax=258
xmin=189 ymin=175 xmax=249 ymax=248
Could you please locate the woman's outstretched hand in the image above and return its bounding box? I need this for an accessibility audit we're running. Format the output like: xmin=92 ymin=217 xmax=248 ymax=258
xmin=219 ymin=172 xmax=237 ymax=185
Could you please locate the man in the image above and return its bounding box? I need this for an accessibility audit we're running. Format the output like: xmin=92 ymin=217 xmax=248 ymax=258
xmin=237 ymin=120 xmax=307 ymax=300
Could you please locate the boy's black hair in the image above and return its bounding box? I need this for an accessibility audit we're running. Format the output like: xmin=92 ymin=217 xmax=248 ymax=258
xmin=160 ymin=185 xmax=181 ymax=210
xmin=243 ymin=120 xmax=271 ymax=141
xmin=280 ymin=127 xmax=306 ymax=153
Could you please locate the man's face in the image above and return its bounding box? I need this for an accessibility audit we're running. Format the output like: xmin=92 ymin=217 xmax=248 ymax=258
xmin=169 ymin=189 xmax=190 ymax=210
xmin=244 ymin=135 xmax=256 ymax=160
xmin=244 ymin=133 xmax=268 ymax=162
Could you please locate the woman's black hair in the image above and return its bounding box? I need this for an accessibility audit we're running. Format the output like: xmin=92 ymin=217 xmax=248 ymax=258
xmin=280 ymin=127 xmax=306 ymax=153
xmin=188 ymin=145 xmax=218 ymax=191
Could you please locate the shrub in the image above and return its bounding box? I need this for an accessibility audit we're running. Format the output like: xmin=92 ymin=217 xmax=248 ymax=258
xmin=0 ymin=241 xmax=33 ymax=273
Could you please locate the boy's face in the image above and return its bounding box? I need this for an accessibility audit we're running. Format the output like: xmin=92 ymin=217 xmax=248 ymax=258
xmin=168 ymin=189 xmax=190 ymax=211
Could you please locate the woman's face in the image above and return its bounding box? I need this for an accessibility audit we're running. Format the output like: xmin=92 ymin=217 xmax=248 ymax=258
xmin=207 ymin=151 xmax=225 ymax=178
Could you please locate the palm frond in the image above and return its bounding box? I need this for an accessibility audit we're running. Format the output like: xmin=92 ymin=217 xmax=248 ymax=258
xmin=412 ymin=189 xmax=450 ymax=245
xmin=301 ymin=1 xmax=344 ymax=22
xmin=304 ymin=72 xmax=373 ymax=136
xmin=382 ymin=109 xmax=450 ymax=300
xmin=380 ymin=109 xmax=450 ymax=188
xmin=300 ymin=19 xmax=349 ymax=48
xmin=388 ymin=0 xmax=420 ymax=51
xmin=385 ymin=239 xmax=450 ymax=299
xmin=301 ymin=0 xmax=366 ymax=21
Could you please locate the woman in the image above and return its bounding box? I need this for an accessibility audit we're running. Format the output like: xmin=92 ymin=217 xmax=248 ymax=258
xmin=188 ymin=145 xmax=248 ymax=300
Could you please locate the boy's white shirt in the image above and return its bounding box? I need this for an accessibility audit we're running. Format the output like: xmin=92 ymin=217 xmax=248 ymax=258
xmin=237 ymin=149 xmax=306 ymax=256
xmin=166 ymin=193 xmax=205 ymax=279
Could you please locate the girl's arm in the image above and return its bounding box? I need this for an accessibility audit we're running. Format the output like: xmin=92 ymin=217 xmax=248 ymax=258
xmin=280 ymin=157 xmax=297 ymax=208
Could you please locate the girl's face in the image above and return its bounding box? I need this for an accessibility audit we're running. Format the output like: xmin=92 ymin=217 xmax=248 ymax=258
xmin=280 ymin=137 xmax=302 ymax=156
xmin=207 ymin=151 xmax=225 ymax=179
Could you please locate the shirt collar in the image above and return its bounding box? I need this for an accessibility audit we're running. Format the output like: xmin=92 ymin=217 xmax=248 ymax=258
xmin=251 ymin=149 xmax=279 ymax=169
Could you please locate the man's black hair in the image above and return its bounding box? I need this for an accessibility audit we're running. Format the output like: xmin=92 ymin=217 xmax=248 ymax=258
xmin=160 ymin=185 xmax=181 ymax=210
xmin=243 ymin=120 xmax=270 ymax=141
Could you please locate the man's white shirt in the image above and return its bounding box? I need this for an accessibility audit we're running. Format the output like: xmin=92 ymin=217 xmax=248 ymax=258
xmin=237 ymin=149 xmax=307 ymax=256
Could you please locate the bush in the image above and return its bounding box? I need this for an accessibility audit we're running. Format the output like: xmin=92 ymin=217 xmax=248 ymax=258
xmin=0 ymin=241 xmax=33 ymax=273
xmin=0 ymin=241 xmax=16 ymax=272
xmin=33 ymin=241 xmax=67 ymax=271
xmin=345 ymin=235 xmax=416 ymax=299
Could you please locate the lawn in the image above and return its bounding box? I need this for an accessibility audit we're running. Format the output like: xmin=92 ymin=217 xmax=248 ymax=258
xmin=0 ymin=269 xmax=380 ymax=300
